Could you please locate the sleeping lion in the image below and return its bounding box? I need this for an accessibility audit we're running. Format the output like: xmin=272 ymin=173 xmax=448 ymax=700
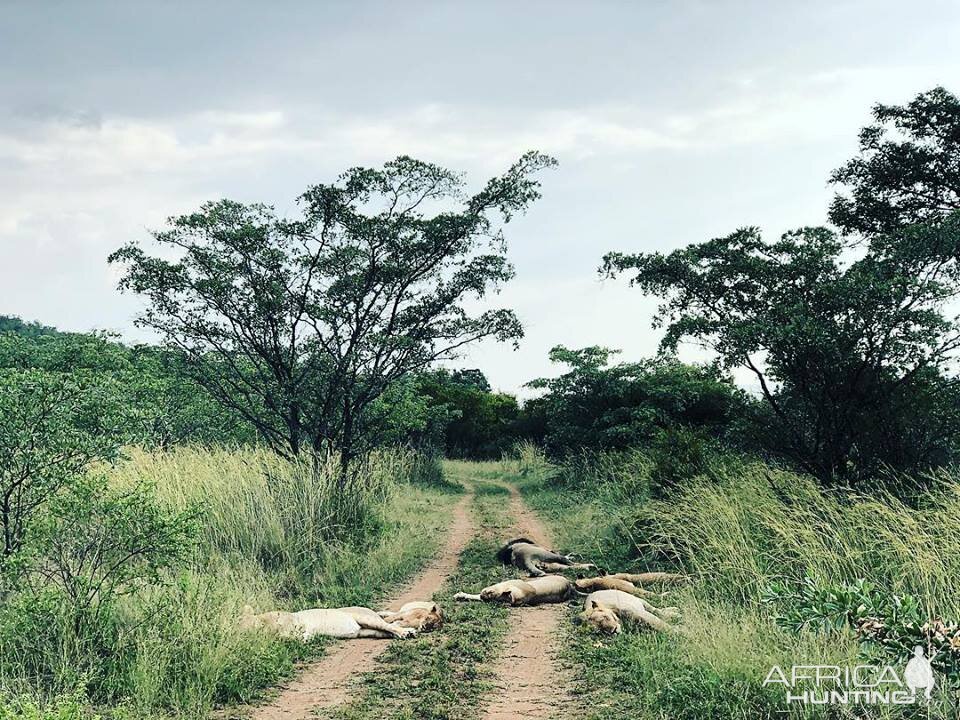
xmin=496 ymin=537 xmax=594 ymax=576
xmin=580 ymin=589 xmax=681 ymax=634
xmin=575 ymin=571 xmax=686 ymax=598
xmin=239 ymin=601 xmax=441 ymax=641
xmin=454 ymin=574 xmax=573 ymax=606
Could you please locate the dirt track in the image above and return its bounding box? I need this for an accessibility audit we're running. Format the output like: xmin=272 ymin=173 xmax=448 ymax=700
xmin=480 ymin=485 xmax=574 ymax=720
xmin=249 ymin=491 xmax=474 ymax=720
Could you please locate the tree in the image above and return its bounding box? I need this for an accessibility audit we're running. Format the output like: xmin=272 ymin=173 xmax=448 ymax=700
xmin=830 ymin=87 xmax=960 ymax=235
xmin=0 ymin=315 xmax=62 ymax=338
xmin=0 ymin=370 xmax=122 ymax=567
xmin=109 ymin=153 xmax=555 ymax=477
xmin=418 ymin=369 xmax=519 ymax=458
xmin=525 ymin=346 xmax=745 ymax=457
xmin=602 ymin=221 xmax=960 ymax=482
xmin=0 ymin=332 xmax=255 ymax=448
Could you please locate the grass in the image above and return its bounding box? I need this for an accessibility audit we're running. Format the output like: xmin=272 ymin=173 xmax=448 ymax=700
xmin=511 ymin=444 xmax=960 ymax=719
xmin=332 ymin=466 xmax=516 ymax=720
xmin=0 ymin=447 xmax=461 ymax=719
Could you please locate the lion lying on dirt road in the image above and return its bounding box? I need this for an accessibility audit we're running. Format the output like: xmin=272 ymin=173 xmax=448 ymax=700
xmin=454 ymin=574 xmax=574 ymax=606
xmin=580 ymin=589 xmax=681 ymax=634
xmin=239 ymin=601 xmax=441 ymax=641
xmin=496 ymin=537 xmax=594 ymax=576
xmin=378 ymin=601 xmax=444 ymax=631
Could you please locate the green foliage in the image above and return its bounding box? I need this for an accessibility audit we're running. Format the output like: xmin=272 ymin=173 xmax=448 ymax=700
xmin=0 ymin=332 xmax=256 ymax=448
xmin=0 ymin=447 xmax=456 ymax=717
xmin=764 ymin=578 xmax=921 ymax=635
xmin=631 ymin=459 xmax=960 ymax=613
xmin=525 ymin=345 xmax=746 ymax=457
xmin=830 ymin=87 xmax=960 ymax=235
xmin=603 ymin=222 xmax=960 ymax=483
xmin=0 ymin=686 xmax=99 ymax=720
xmin=0 ymin=315 xmax=63 ymax=339
xmin=0 ymin=368 xmax=122 ymax=566
xmin=31 ymin=476 xmax=198 ymax=631
xmin=109 ymin=153 xmax=555 ymax=466
xmin=646 ymin=426 xmax=714 ymax=496
xmin=418 ymin=368 xmax=521 ymax=459
xmin=764 ymin=577 xmax=960 ymax=684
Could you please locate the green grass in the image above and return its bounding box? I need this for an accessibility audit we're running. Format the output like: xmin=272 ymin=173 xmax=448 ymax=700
xmin=0 ymin=447 xmax=461 ymax=719
xmin=511 ymin=445 xmax=960 ymax=719
xmin=332 ymin=471 xmax=515 ymax=720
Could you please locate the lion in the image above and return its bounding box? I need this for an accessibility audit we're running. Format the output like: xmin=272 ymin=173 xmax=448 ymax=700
xmin=496 ymin=537 xmax=594 ymax=576
xmin=574 ymin=576 xmax=662 ymax=598
xmin=579 ymin=589 xmax=681 ymax=634
xmin=607 ymin=571 xmax=687 ymax=585
xmin=239 ymin=604 xmax=418 ymax=641
xmin=574 ymin=571 xmax=685 ymax=597
xmin=453 ymin=574 xmax=573 ymax=606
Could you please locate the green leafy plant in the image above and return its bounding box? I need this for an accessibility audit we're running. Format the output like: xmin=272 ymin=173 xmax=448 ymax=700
xmin=30 ymin=476 xmax=199 ymax=632
xmin=0 ymin=368 xmax=122 ymax=573
xmin=764 ymin=577 xmax=960 ymax=681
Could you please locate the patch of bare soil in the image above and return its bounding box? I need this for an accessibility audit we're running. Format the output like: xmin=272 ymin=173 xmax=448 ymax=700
xmin=246 ymin=491 xmax=474 ymax=720
xmin=480 ymin=485 xmax=575 ymax=720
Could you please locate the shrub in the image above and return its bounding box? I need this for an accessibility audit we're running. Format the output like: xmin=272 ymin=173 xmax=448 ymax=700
xmin=0 ymin=369 xmax=121 ymax=574
xmin=31 ymin=476 xmax=198 ymax=635
xmin=646 ymin=426 xmax=713 ymax=497
xmin=764 ymin=577 xmax=960 ymax=683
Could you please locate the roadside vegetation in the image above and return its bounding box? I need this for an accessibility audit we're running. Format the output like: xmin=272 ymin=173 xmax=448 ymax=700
xmin=0 ymin=447 xmax=458 ymax=719
xmin=515 ymin=443 xmax=960 ymax=719
xmin=4 ymin=86 xmax=960 ymax=719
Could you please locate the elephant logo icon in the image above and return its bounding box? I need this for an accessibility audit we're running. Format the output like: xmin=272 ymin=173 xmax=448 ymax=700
xmin=903 ymin=646 xmax=935 ymax=701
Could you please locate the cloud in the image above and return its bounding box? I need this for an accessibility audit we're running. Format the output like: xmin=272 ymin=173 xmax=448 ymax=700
xmin=1 ymin=59 xmax=956 ymax=388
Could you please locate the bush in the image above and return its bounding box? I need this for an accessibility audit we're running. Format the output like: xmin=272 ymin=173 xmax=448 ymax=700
xmin=0 ymin=686 xmax=99 ymax=720
xmin=525 ymin=346 xmax=748 ymax=458
xmin=646 ymin=426 xmax=714 ymax=497
xmin=0 ymin=369 xmax=122 ymax=574
xmin=764 ymin=577 xmax=960 ymax=684
xmin=32 ymin=477 xmax=198 ymax=632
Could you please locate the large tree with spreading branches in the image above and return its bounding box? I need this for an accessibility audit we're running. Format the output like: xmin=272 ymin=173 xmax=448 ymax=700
xmin=110 ymin=152 xmax=555 ymax=478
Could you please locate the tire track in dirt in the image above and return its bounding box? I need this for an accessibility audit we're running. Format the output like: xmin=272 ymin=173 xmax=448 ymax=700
xmin=481 ymin=484 xmax=574 ymax=720
xmin=248 ymin=490 xmax=474 ymax=720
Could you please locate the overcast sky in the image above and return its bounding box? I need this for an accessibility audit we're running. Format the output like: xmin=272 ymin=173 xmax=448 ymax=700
xmin=2 ymin=1 xmax=959 ymax=395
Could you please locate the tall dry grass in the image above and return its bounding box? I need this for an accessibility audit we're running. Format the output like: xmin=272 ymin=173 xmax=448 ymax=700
xmin=0 ymin=446 xmax=458 ymax=719
xmin=517 ymin=447 xmax=960 ymax=718
xmin=635 ymin=461 xmax=960 ymax=616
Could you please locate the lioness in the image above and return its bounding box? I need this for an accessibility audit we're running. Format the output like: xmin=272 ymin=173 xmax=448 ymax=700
xmin=240 ymin=604 xmax=416 ymax=641
xmin=378 ymin=601 xmax=444 ymax=631
xmin=496 ymin=537 xmax=593 ymax=576
xmin=607 ymin=571 xmax=686 ymax=585
xmin=575 ymin=576 xmax=662 ymax=598
xmin=454 ymin=574 xmax=573 ymax=606
xmin=580 ymin=589 xmax=681 ymax=634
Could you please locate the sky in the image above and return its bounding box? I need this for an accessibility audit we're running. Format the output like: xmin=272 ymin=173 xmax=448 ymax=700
xmin=2 ymin=0 xmax=959 ymax=396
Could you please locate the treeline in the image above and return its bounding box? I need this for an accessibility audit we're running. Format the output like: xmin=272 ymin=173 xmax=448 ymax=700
xmin=500 ymin=87 xmax=960 ymax=490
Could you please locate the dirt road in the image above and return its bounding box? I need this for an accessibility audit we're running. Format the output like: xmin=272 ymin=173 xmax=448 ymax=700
xmin=249 ymin=491 xmax=475 ymax=720
xmin=480 ymin=484 xmax=574 ymax=720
